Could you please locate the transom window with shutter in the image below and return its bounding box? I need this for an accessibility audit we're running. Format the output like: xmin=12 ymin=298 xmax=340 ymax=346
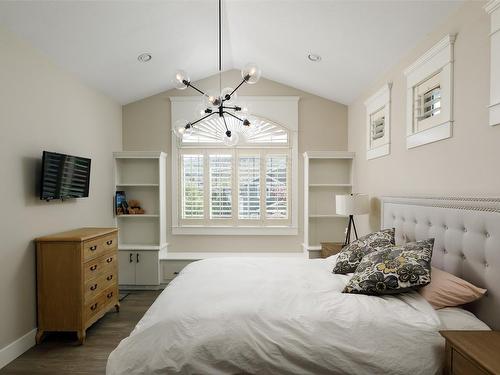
xmin=175 ymin=115 xmax=294 ymax=231
xmin=413 ymin=72 xmax=442 ymax=132
xmin=364 ymin=83 xmax=391 ymax=160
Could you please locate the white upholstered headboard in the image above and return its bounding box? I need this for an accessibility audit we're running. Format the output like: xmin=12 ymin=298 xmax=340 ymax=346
xmin=381 ymin=196 xmax=500 ymax=330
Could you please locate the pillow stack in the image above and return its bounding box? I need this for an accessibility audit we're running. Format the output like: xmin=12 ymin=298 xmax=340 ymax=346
xmin=334 ymin=230 xmax=487 ymax=309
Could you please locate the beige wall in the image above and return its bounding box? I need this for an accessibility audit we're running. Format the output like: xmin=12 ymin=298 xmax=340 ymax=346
xmin=348 ymin=1 xmax=500 ymax=235
xmin=0 ymin=27 xmax=122 ymax=349
xmin=123 ymin=69 xmax=347 ymax=252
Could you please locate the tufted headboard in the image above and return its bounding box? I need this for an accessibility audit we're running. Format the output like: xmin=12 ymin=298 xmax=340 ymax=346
xmin=381 ymin=196 xmax=500 ymax=329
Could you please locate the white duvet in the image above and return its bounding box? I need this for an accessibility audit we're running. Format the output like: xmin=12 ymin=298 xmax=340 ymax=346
xmin=107 ymin=257 xmax=446 ymax=375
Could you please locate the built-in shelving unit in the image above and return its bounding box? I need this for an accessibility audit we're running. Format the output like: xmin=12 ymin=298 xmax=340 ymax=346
xmin=303 ymin=151 xmax=355 ymax=258
xmin=113 ymin=151 xmax=167 ymax=289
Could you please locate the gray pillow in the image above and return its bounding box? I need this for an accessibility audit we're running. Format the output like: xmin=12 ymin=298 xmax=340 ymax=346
xmin=333 ymin=228 xmax=395 ymax=274
xmin=343 ymin=239 xmax=435 ymax=295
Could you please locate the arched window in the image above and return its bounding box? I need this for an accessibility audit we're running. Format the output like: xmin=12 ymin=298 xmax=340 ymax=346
xmin=171 ymin=96 xmax=298 ymax=235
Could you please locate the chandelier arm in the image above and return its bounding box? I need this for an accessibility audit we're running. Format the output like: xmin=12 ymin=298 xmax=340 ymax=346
xmin=227 ymin=78 xmax=247 ymax=98
xmin=222 ymin=106 xmax=240 ymax=110
xmin=224 ymin=111 xmax=244 ymax=122
xmin=186 ymin=82 xmax=207 ymax=97
xmin=190 ymin=111 xmax=216 ymax=127
xmin=222 ymin=114 xmax=230 ymax=132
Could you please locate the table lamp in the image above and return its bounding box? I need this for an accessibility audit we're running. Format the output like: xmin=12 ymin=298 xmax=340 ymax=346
xmin=336 ymin=194 xmax=370 ymax=245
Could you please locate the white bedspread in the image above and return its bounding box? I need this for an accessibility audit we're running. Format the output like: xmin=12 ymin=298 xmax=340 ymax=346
xmin=107 ymin=257 xmax=444 ymax=375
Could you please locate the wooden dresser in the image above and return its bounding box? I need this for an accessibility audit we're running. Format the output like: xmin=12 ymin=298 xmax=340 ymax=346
xmin=35 ymin=227 xmax=119 ymax=344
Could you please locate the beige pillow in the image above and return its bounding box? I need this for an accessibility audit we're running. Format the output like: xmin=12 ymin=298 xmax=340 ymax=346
xmin=419 ymin=267 xmax=486 ymax=309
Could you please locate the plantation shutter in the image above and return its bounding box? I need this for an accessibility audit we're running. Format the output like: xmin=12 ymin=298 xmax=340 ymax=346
xmin=209 ymin=154 xmax=232 ymax=218
xmin=182 ymin=154 xmax=204 ymax=219
xmin=238 ymin=155 xmax=260 ymax=219
xmin=265 ymin=155 xmax=288 ymax=219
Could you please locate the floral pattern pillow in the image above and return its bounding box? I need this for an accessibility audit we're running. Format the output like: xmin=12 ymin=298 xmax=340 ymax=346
xmin=333 ymin=228 xmax=395 ymax=274
xmin=343 ymin=239 xmax=435 ymax=295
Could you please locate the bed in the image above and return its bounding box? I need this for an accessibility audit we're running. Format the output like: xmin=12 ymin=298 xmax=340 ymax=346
xmin=107 ymin=196 xmax=499 ymax=375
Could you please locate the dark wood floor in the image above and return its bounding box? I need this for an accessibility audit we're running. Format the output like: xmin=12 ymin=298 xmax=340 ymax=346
xmin=0 ymin=290 xmax=160 ymax=375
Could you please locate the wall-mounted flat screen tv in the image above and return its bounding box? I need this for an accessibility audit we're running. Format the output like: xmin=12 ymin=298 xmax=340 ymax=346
xmin=40 ymin=151 xmax=91 ymax=201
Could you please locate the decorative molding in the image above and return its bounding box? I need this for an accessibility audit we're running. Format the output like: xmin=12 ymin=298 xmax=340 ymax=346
xmin=403 ymin=34 xmax=456 ymax=78
xmin=381 ymin=196 xmax=500 ymax=214
xmin=486 ymin=2 xmax=500 ymax=126
xmin=406 ymin=121 xmax=452 ymax=149
xmin=0 ymin=329 xmax=36 ymax=369
xmin=405 ymin=34 xmax=455 ymax=148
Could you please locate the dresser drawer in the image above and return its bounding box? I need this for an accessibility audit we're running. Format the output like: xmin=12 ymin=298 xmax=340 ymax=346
xmin=84 ymin=284 xmax=118 ymax=324
xmin=452 ymin=350 xmax=488 ymax=375
xmin=83 ymin=233 xmax=117 ymax=261
xmin=84 ymin=266 xmax=117 ymax=302
xmin=84 ymin=252 xmax=117 ymax=281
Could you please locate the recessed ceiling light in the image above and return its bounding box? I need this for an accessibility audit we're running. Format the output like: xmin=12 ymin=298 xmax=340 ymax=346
xmin=308 ymin=54 xmax=321 ymax=62
xmin=137 ymin=53 xmax=152 ymax=63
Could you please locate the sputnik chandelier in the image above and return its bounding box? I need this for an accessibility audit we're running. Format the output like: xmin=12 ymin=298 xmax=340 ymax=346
xmin=172 ymin=0 xmax=261 ymax=146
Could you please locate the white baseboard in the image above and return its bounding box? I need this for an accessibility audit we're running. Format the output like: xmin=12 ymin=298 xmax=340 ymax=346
xmin=0 ymin=328 xmax=36 ymax=369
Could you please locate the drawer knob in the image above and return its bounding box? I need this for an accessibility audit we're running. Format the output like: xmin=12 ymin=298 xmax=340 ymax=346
xmin=106 ymin=275 xmax=113 ymax=281
xmin=106 ymin=240 xmax=113 ymax=245
xmin=90 ymin=265 xmax=98 ymax=271
xmin=90 ymin=284 xmax=98 ymax=291
xmin=106 ymin=257 xmax=113 ymax=263
xmin=90 ymin=303 xmax=98 ymax=311
xmin=107 ymin=292 xmax=113 ymax=299
xmin=174 ymin=272 xmax=179 ymax=275
xmin=90 ymin=245 xmax=97 ymax=251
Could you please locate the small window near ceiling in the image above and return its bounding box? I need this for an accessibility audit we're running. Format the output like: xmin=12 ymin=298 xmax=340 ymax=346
xmin=413 ymin=72 xmax=442 ymax=132
xmin=370 ymin=107 xmax=385 ymax=145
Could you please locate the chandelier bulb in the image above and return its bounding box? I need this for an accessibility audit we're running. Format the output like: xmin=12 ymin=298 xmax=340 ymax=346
xmin=173 ymin=70 xmax=190 ymax=90
xmin=241 ymin=63 xmax=261 ymax=85
xmin=243 ymin=119 xmax=250 ymax=126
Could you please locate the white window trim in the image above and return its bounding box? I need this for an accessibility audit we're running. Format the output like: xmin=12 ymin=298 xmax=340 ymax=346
xmin=170 ymin=96 xmax=299 ymax=235
xmin=485 ymin=0 xmax=500 ymax=126
xmin=364 ymin=82 xmax=392 ymax=160
xmin=404 ymin=34 xmax=456 ymax=149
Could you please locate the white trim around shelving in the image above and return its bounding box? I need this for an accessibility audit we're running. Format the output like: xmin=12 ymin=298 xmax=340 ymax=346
xmin=309 ymin=183 xmax=352 ymax=188
xmin=116 ymin=214 xmax=159 ymax=218
xmin=0 ymin=329 xmax=36 ymax=370
xmin=113 ymin=151 xmax=166 ymax=159
xmin=309 ymin=214 xmax=348 ymax=218
xmin=303 ymin=151 xmax=354 ymax=159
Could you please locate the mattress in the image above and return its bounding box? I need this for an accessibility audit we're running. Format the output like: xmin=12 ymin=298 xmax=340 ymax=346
xmin=106 ymin=256 xmax=487 ymax=375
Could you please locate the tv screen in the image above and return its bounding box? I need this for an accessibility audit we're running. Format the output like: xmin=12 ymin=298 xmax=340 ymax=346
xmin=40 ymin=151 xmax=91 ymax=201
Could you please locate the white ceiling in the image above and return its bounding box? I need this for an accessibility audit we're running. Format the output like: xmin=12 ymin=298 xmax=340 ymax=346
xmin=0 ymin=1 xmax=463 ymax=105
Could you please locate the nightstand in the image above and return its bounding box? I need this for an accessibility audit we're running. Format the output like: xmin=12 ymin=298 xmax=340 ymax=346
xmin=320 ymin=242 xmax=344 ymax=258
xmin=440 ymin=331 xmax=500 ymax=375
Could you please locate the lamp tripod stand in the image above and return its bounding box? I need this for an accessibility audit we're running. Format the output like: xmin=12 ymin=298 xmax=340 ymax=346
xmin=344 ymin=214 xmax=359 ymax=246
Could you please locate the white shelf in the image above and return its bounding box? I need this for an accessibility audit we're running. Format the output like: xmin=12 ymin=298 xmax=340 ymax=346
xmin=309 ymin=183 xmax=352 ymax=188
xmin=309 ymin=214 xmax=348 ymax=218
xmin=116 ymin=183 xmax=159 ymax=187
xmin=117 ymin=214 xmax=159 ymax=218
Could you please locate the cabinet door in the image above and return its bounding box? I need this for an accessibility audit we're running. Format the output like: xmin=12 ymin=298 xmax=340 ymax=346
xmin=118 ymin=252 xmax=136 ymax=285
xmin=135 ymin=251 xmax=159 ymax=286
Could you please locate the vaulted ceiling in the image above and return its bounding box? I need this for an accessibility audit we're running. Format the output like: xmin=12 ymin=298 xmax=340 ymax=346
xmin=0 ymin=1 xmax=463 ymax=105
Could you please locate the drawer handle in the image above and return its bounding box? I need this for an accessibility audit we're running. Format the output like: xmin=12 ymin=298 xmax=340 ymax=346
xmin=90 ymin=303 xmax=98 ymax=311
xmin=90 ymin=245 xmax=97 ymax=251
xmin=129 ymin=253 xmax=133 ymax=263
xmin=90 ymin=284 xmax=98 ymax=291
xmin=90 ymin=265 xmax=98 ymax=271
xmin=106 ymin=257 xmax=113 ymax=263
xmin=107 ymin=292 xmax=114 ymax=299
xmin=106 ymin=275 xmax=113 ymax=281
xmin=106 ymin=240 xmax=113 ymax=246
